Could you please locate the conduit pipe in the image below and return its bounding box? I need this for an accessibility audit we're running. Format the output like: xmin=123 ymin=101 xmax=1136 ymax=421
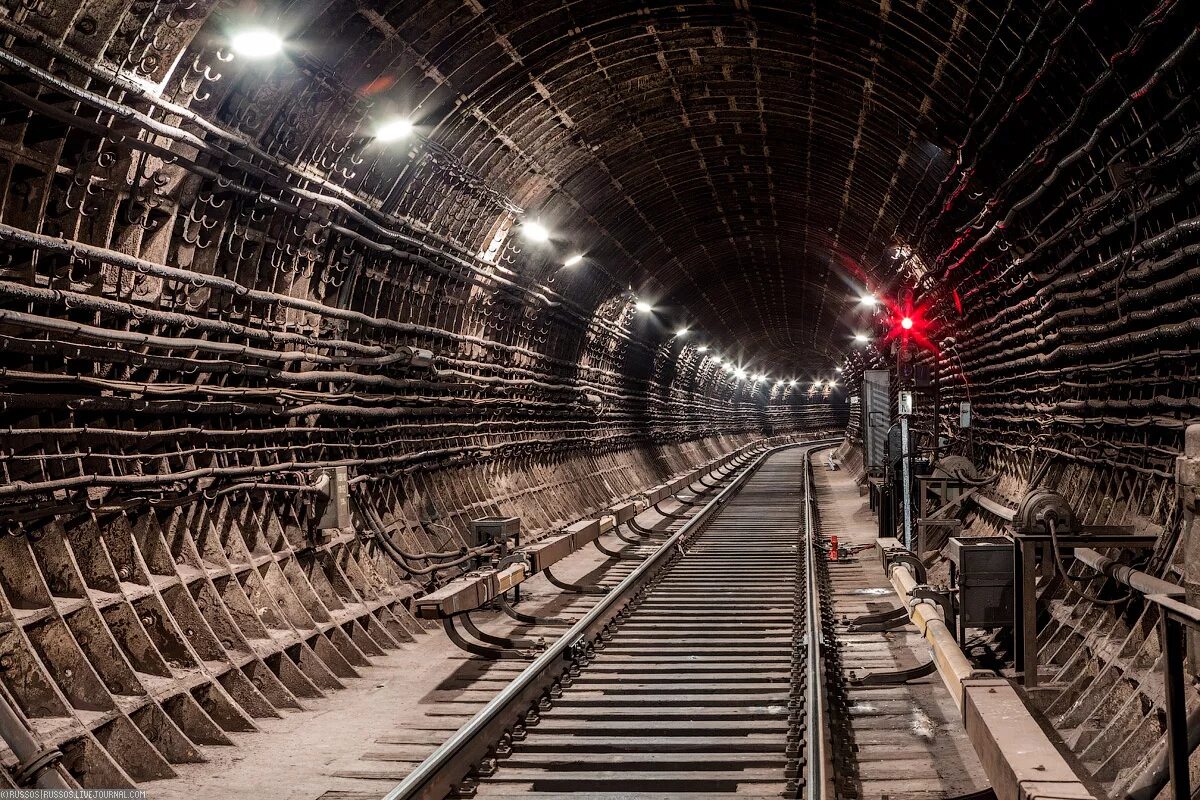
xmin=1062 ymin=551 xmax=1190 ymax=800
xmin=879 ymin=539 xmax=1098 ymax=800
xmin=1073 ymin=548 xmax=1184 ymax=599
xmin=0 ymin=683 xmax=75 ymax=790
xmin=885 ymin=550 xmax=978 ymax=708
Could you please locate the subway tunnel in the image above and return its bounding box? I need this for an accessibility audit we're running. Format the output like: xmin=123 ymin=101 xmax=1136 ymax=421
xmin=0 ymin=0 xmax=1197 ymax=798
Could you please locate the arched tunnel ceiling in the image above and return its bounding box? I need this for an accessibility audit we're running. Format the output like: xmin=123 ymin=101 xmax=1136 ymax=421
xmin=267 ymin=0 xmax=1024 ymax=369
xmin=3 ymin=0 xmax=1177 ymax=378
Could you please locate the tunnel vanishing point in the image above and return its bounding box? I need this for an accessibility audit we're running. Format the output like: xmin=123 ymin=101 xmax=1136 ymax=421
xmin=0 ymin=1 xmax=1197 ymax=799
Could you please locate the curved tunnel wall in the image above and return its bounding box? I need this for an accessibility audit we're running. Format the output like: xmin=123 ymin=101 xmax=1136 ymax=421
xmin=835 ymin=2 xmax=1198 ymax=791
xmin=0 ymin=0 xmax=1196 ymax=793
xmin=0 ymin=0 xmax=849 ymax=788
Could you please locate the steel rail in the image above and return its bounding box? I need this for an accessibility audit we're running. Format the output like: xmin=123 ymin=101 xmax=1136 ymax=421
xmin=384 ymin=437 xmax=840 ymax=800
xmin=804 ymin=449 xmax=836 ymax=800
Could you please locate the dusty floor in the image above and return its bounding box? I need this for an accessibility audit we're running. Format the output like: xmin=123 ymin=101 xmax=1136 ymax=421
xmin=813 ymin=452 xmax=988 ymax=800
xmin=152 ymin=507 xmax=679 ymax=800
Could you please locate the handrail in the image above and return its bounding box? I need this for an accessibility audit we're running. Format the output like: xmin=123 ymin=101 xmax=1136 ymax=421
xmin=384 ymin=436 xmax=841 ymax=799
xmin=804 ymin=449 xmax=835 ymax=800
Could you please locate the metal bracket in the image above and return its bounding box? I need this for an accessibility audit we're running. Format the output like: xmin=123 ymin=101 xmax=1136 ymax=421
xmin=461 ymin=613 xmax=542 ymax=649
xmin=626 ymin=518 xmax=660 ymax=537
xmin=544 ymin=566 xmax=609 ymax=595
xmin=442 ymin=616 xmax=528 ymax=660
xmin=613 ymin=525 xmax=643 ymax=544
xmin=496 ymin=552 xmax=528 ymax=571
xmin=593 ymin=538 xmax=632 ymax=560
xmin=652 ymin=501 xmax=688 ymax=519
xmin=497 ymin=595 xmax=575 ymax=627
xmin=850 ymin=658 xmax=938 ymax=686
xmin=846 ymin=605 xmax=908 ymax=626
xmin=847 ymin=606 xmax=912 ymax=633
xmin=885 ymin=549 xmax=928 ymax=584
xmin=910 ymin=584 xmax=954 ymax=622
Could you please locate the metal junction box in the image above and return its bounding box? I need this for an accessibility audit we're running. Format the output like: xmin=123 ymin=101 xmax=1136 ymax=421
xmin=947 ymin=536 xmax=1014 ymax=641
xmin=862 ymin=369 xmax=890 ymax=475
xmin=471 ymin=516 xmax=521 ymax=548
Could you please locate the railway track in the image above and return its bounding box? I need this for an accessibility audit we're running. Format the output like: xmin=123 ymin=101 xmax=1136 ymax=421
xmin=385 ymin=442 xmax=838 ymax=800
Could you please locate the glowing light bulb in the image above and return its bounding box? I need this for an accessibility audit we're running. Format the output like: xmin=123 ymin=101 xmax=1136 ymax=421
xmin=901 ymin=316 xmax=914 ymax=330
xmin=376 ymin=117 xmax=415 ymax=141
xmin=521 ymin=221 xmax=550 ymax=242
xmin=562 ymin=253 xmax=584 ymax=267
xmin=230 ymin=28 xmax=283 ymax=59
xmin=734 ymin=368 xmax=747 ymax=379
xmin=860 ymin=293 xmax=878 ymax=307
xmin=675 ymin=327 xmax=689 ymax=337
xmin=634 ymin=300 xmax=653 ymax=313
xmin=789 ymin=380 xmax=798 ymax=387
xmin=854 ymin=333 xmax=870 ymax=343
xmin=697 ymin=345 xmax=708 ymax=352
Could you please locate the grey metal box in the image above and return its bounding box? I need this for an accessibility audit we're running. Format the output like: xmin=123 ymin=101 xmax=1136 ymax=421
xmin=862 ymin=370 xmax=890 ymax=474
xmin=471 ymin=516 xmax=520 ymax=547
xmin=948 ymin=536 xmax=1014 ymax=629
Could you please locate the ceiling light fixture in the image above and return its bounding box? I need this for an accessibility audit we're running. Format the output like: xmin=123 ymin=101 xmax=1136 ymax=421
xmin=230 ymin=28 xmax=284 ymax=59
xmin=521 ymin=221 xmax=551 ymax=242
xmin=376 ymin=117 xmax=415 ymax=142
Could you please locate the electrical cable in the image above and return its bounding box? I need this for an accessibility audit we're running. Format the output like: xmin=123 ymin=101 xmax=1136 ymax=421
xmin=356 ymin=497 xmax=495 ymax=563
xmin=944 ymin=468 xmax=1000 ymax=487
xmin=1047 ymin=517 xmax=1133 ymax=606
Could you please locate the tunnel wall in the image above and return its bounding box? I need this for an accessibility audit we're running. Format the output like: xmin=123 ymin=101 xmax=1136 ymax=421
xmin=0 ymin=3 xmax=851 ymax=790
xmin=865 ymin=4 xmax=1200 ymax=793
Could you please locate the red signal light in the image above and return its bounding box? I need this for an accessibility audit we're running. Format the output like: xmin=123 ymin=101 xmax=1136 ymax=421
xmin=877 ymin=298 xmax=938 ymax=356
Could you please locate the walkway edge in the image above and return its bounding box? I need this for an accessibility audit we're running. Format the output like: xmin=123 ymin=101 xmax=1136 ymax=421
xmin=875 ymin=537 xmax=1097 ymax=800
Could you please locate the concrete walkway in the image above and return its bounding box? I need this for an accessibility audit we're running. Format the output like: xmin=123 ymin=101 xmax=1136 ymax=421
xmin=814 ymin=451 xmax=988 ymax=800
